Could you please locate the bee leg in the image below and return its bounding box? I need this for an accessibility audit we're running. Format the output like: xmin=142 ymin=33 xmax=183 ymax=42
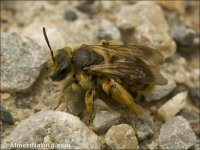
xmin=102 ymin=79 xmax=147 ymax=118
xmin=82 ymin=89 xmax=95 ymax=125
xmin=99 ymin=39 xmax=121 ymax=46
xmin=53 ymin=81 xmax=72 ymax=110
xmin=99 ymin=40 xmax=109 ymax=46
xmin=53 ymin=92 xmax=65 ymax=110
xmin=137 ymin=84 xmax=155 ymax=95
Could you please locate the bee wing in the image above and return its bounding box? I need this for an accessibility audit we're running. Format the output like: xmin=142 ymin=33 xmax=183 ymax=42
xmin=90 ymin=45 xmax=165 ymax=66
xmin=86 ymin=59 xmax=167 ymax=85
xmin=85 ymin=45 xmax=167 ymax=85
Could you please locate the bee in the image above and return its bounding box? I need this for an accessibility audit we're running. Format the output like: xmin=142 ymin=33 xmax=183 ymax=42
xmin=43 ymin=27 xmax=167 ymax=123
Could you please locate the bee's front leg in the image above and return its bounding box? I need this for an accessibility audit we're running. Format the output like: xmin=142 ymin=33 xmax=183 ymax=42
xmin=53 ymin=79 xmax=78 ymax=110
xmin=53 ymin=92 xmax=65 ymax=110
xmin=53 ymin=82 xmax=70 ymax=110
xmin=53 ymin=71 xmax=76 ymax=110
xmin=82 ymin=88 xmax=96 ymax=125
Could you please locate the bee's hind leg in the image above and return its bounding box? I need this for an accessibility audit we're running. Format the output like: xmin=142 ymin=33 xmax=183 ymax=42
xmin=102 ymin=79 xmax=147 ymax=119
xmin=82 ymin=88 xmax=96 ymax=125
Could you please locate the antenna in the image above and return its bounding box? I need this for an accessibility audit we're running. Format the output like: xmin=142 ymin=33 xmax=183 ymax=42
xmin=43 ymin=27 xmax=55 ymax=64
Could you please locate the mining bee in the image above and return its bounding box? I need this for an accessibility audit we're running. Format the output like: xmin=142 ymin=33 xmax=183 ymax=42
xmin=43 ymin=27 xmax=167 ymax=123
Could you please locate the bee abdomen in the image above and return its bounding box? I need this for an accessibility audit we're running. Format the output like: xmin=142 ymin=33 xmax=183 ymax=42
xmin=72 ymin=46 xmax=104 ymax=70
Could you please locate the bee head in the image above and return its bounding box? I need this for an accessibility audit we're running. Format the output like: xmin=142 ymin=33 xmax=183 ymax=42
xmin=43 ymin=27 xmax=70 ymax=81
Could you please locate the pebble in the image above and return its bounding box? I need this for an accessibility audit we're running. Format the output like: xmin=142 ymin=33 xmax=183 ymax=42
xmin=161 ymin=54 xmax=199 ymax=87
xmin=64 ymin=10 xmax=78 ymax=21
xmin=178 ymin=108 xmax=200 ymax=136
xmin=105 ymin=124 xmax=139 ymax=149
xmin=157 ymin=1 xmax=185 ymax=15
xmin=116 ymin=1 xmax=176 ymax=59
xmin=76 ymin=2 xmax=97 ymax=17
xmin=178 ymin=108 xmax=199 ymax=124
xmin=43 ymin=135 xmax=53 ymax=144
xmin=34 ymin=109 xmax=41 ymax=113
xmin=157 ymin=91 xmax=188 ymax=121
xmin=194 ymin=142 xmax=200 ymax=150
xmin=167 ymin=12 xmax=196 ymax=47
xmin=1 ymin=32 xmax=47 ymax=92
xmin=189 ymin=87 xmax=200 ymax=107
xmin=145 ymin=140 xmax=159 ymax=150
xmin=99 ymin=1 xmax=116 ymax=11
xmin=1 ymin=110 xmax=100 ymax=149
xmin=145 ymin=74 xmax=176 ymax=102
xmin=174 ymin=71 xmax=187 ymax=84
xmin=0 ymin=104 xmax=14 ymax=124
xmin=1 ymin=93 xmax=11 ymax=101
xmin=14 ymin=94 xmax=32 ymax=109
xmin=131 ymin=118 xmax=154 ymax=141
xmin=97 ymin=20 xmax=122 ymax=41
xmin=93 ymin=99 xmax=121 ymax=133
xmin=159 ymin=116 xmax=197 ymax=150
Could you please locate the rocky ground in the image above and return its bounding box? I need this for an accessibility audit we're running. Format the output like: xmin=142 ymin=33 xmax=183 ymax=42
xmin=0 ymin=1 xmax=199 ymax=150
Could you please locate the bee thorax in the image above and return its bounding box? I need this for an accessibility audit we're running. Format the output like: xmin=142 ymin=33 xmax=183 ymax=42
xmin=72 ymin=47 xmax=104 ymax=70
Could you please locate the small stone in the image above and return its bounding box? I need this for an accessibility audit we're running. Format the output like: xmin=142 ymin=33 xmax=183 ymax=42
xmin=34 ymin=109 xmax=41 ymax=113
xmin=14 ymin=95 xmax=32 ymax=109
xmin=189 ymin=87 xmax=200 ymax=107
xmin=1 ymin=32 xmax=47 ymax=92
xmin=161 ymin=54 xmax=199 ymax=87
xmin=1 ymin=19 xmax=8 ymax=24
xmin=1 ymin=110 xmax=100 ymax=149
xmin=97 ymin=20 xmax=122 ymax=41
xmin=157 ymin=1 xmax=185 ymax=15
xmin=159 ymin=116 xmax=197 ymax=150
xmin=178 ymin=108 xmax=199 ymax=124
xmin=145 ymin=140 xmax=159 ymax=150
xmin=175 ymin=71 xmax=186 ymax=84
xmin=99 ymin=1 xmax=116 ymax=11
xmin=139 ymin=140 xmax=159 ymax=150
xmin=48 ymin=1 xmax=59 ymax=5
xmin=116 ymin=1 xmax=176 ymax=59
xmin=93 ymin=99 xmax=121 ymax=133
xmin=178 ymin=108 xmax=200 ymax=136
xmin=76 ymin=2 xmax=97 ymax=16
xmin=105 ymin=124 xmax=139 ymax=150
xmin=194 ymin=142 xmax=200 ymax=150
xmin=157 ymin=91 xmax=188 ymax=121
xmin=43 ymin=135 xmax=53 ymax=144
xmin=145 ymin=74 xmax=176 ymax=102
xmin=1 ymin=93 xmax=11 ymax=100
xmin=167 ymin=12 xmax=196 ymax=47
xmin=139 ymin=144 xmax=148 ymax=150
xmin=64 ymin=10 xmax=78 ymax=21
xmin=47 ymin=128 xmax=51 ymax=134
xmin=0 ymin=104 xmax=14 ymax=124
xmin=131 ymin=118 xmax=154 ymax=140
